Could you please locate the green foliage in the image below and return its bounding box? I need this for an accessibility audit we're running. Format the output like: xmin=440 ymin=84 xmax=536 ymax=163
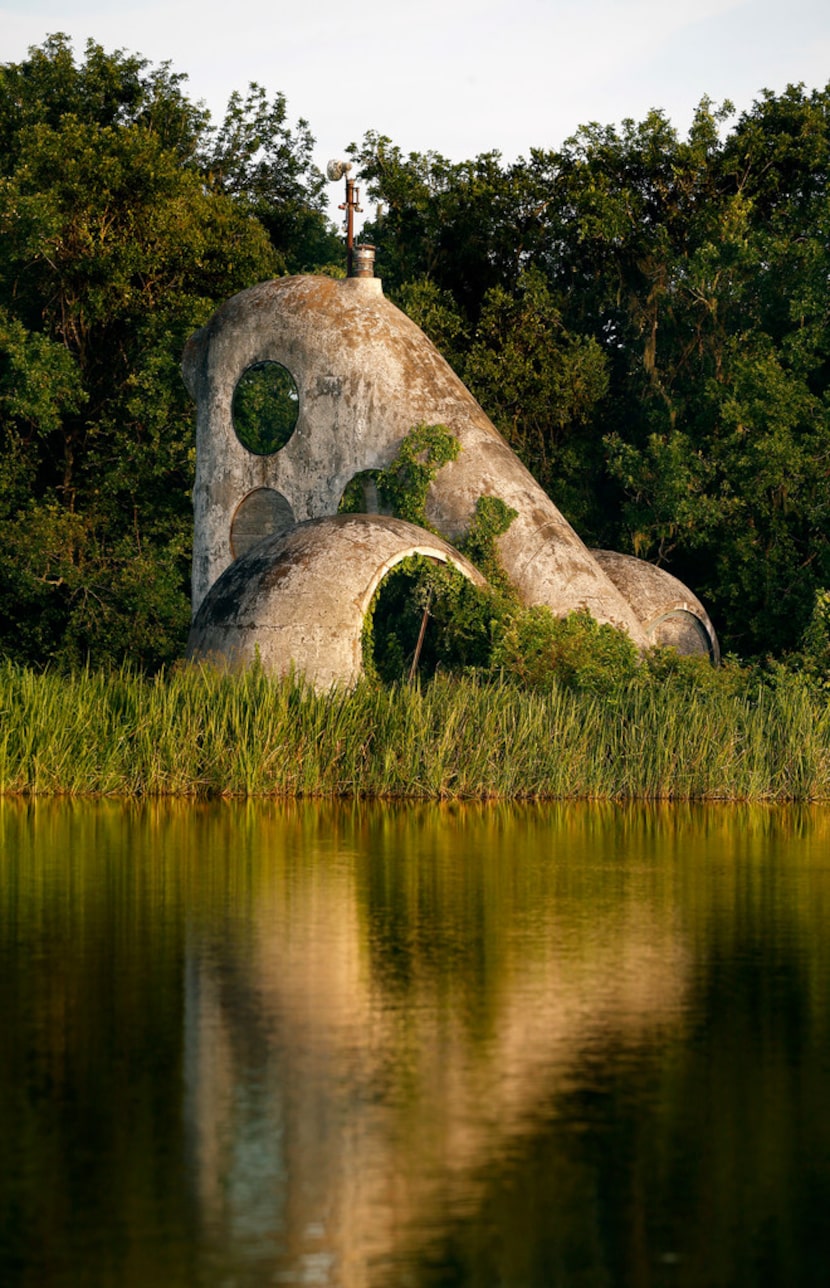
xmin=491 ymin=607 xmax=640 ymax=695
xmin=2 ymin=659 xmax=828 ymax=800
xmin=375 ymin=422 xmax=460 ymax=527
xmin=637 ymin=646 xmax=763 ymax=701
xmin=338 ymin=470 xmax=382 ymax=515
xmin=0 ymin=306 xmax=86 ymax=434
xmin=231 ymin=361 xmax=299 ymax=455
xmin=351 ymin=87 xmax=830 ymax=655
xmin=464 ymin=269 xmax=609 ymax=521
xmin=360 ymin=424 xmax=652 ymax=698
xmin=792 ymin=589 xmax=830 ymax=690
xmin=2 ymin=39 xmax=828 ymax=671
xmin=0 ymin=35 xmax=338 ymax=669
xmin=392 ymin=277 xmax=468 ymax=372
xmin=358 ymin=426 xmax=517 ymax=682
xmin=363 ymin=555 xmax=496 ymax=684
xmin=202 ymin=80 xmax=342 ymax=274
xmin=458 ymin=495 xmax=518 ymax=591
xmin=419 ymin=565 xmax=502 ymax=671
xmin=349 ymin=134 xmax=550 ymax=320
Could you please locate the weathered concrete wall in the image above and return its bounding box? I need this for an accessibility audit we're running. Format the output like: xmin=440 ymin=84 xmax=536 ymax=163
xmin=188 ymin=514 xmax=485 ymax=690
xmin=183 ymin=274 xmax=648 ymax=643
xmin=591 ymin=550 xmax=720 ymax=662
xmin=183 ymin=272 xmax=720 ymax=685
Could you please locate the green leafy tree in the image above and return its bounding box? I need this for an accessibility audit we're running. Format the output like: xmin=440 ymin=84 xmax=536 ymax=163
xmin=350 ymin=133 xmax=558 ymax=322
xmin=352 ymin=88 xmax=830 ymax=657
xmin=591 ymin=90 xmax=830 ymax=653
xmin=464 ymin=268 xmax=609 ymax=529
xmin=491 ymin=606 xmax=639 ymax=695
xmin=0 ymin=35 xmax=334 ymax=668
xmin=203 ymin=82 xmax=342 ymax=273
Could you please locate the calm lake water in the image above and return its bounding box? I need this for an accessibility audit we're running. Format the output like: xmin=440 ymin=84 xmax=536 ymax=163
xmin=1 ymin=799 xmax=829 ymax=1287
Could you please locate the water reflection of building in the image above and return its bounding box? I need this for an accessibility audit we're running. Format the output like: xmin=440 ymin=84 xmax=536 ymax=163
xmin=182 ymin=818 xmax=690 ymax=1286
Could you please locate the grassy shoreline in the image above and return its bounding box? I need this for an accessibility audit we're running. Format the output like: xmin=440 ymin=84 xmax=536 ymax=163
xmin=1 ymin=659 xmax=828 ymax=802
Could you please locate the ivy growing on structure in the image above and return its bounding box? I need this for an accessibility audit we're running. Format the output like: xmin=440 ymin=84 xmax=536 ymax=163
xmin=458 ymin=494 xmax=518 ymax=591
xmin=360 ymin=422 xmax=644 ymax=690
xmin=796 ymin=589 xmax=830 ymax=691
xmin=359 ymin=424 xmax=520 ymax=681
xmin=375 ymin=422 xmax=460 ymax=528
xmin=359 ymin=423 xmax=646 ymax=691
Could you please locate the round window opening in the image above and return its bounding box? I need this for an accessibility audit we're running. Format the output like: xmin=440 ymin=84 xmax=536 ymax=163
xmin=232 ymin=361 xmax=299 ymax=455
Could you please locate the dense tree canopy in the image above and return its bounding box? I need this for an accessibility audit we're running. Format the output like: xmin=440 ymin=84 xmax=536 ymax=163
xmin=1 ymin=34 xmax=827 ymax=667
xmin=350 ymin=88 xmax=830 ymax=658
xmin=0 ymin=35 xmax=338 ymax=668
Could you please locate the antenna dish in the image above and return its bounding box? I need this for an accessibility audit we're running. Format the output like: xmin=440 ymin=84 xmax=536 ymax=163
xmin=326 ymin=159 xmax=352 ymax=182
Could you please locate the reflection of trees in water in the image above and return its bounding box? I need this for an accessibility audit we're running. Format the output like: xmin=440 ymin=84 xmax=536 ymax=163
xmin=392 ymin=1035 xmax=670 ymax=1287
xmin=392 ymin=854 xmax=830 ymax=1288
xmin=3 ymin=799 xmax=830 ymax=1287
xmin=147 ymin=799 xmax=830 ymax=1285
xmin=0 ymin=800 xmax=194 ymax=1287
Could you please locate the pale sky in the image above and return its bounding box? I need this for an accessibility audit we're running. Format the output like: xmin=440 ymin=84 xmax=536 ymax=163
xmin=3 ymin=0 xmax=829 ymax=223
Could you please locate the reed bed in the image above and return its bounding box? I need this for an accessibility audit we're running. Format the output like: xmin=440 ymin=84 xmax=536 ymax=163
xmin=0 ymin=659 xmax=828 ymax=801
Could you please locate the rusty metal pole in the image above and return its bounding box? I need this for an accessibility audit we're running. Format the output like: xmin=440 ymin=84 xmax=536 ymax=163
xmin=408 ymin=596 xmax=431 ymax=684
xmin=339 ymin=177 xmax=362 ymax=276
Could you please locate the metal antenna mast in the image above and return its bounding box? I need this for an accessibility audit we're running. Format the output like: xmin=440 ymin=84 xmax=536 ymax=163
xmin=327 ymin=159 xmax=362 ymax=276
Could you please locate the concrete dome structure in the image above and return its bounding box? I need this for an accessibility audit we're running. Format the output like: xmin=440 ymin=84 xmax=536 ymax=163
xmin=188 ymin=514 xmax=485 ymax=690
xmin=591 ymin=551 xmax=720 ymax=662
xmin=183 ymin=272 xmax=719 ymax=685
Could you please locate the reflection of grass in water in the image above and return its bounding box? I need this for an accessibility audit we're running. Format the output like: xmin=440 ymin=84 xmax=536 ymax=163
xmin=3 ymin=795 xmax=829 ymax=1288
xmin=1 ymin=659 xmax=829 ymax=800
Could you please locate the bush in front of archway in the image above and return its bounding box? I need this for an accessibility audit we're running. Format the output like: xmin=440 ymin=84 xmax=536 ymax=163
xmin=363 ymin=555 xmax=502 ymax=683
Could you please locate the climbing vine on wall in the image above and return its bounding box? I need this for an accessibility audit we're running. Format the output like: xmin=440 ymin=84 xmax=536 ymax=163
xmin=361 ymin=424 xmax=643 ymax=690
xmin=375 ymin=423 xmax=460 ymax=528
xmin=361 ymin=424 xmax=520 ymax=680
xmin=458 ymin=495 xmax=518 ymax=591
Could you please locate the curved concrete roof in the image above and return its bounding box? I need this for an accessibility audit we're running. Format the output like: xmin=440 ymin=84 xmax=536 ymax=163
xmin=183 ymin=273 xmax=721 ymax=683
xmin=183 ymin=275 xmax=649 ymax=645
xmin=187 ymin=513 xmax=486 ymax=690
xmin=591 ymin=550 xmax=720 ymax=662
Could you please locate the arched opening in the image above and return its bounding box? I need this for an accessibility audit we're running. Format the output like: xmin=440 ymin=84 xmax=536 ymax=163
xmin=364 ymin=554 xmax=493 ymax=683
xmin=648 ymin=609 xmax=718 ymax=662
xmin=232 ymin=361 xmax=299 ymax=455
xmin=230 ymin=487 xmax=295 ymax=559
xmin=338 ymin=469 xmax=383 ymax=515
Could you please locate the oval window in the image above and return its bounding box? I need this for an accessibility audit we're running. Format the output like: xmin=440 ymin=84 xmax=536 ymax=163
xmin=232 ymin=361 xmax=299 ymax=455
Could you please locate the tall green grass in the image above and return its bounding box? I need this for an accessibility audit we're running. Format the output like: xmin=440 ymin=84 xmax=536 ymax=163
xmin=0 ymin=659 xmax=828 ymax=800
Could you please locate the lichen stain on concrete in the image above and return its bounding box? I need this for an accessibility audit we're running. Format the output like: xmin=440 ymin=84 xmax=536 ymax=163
xmin=184 ymin=273 xmax=718 ymax=687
